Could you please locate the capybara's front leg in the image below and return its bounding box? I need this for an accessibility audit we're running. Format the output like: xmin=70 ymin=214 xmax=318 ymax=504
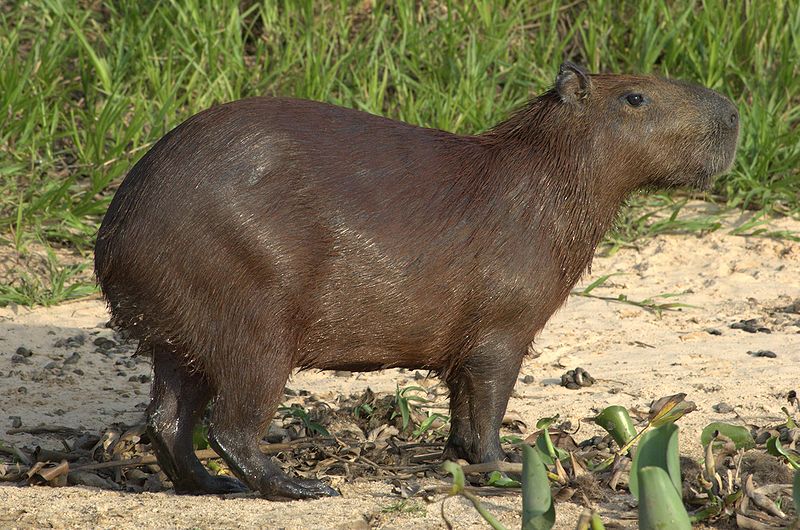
xmin=443 ymin=341 xmax=524 ymax=464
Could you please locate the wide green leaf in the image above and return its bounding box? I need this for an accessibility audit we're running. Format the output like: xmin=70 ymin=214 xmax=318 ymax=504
xmin=593 ymin=405 xmax=637 ymax=449
xmin=521 ymin=444 xmax=555 ymax=530
xmin=638 ymin=466 xmax=691 ymax=530
xmin=700 ymin=422 xmax=755 ymax=450
xmin=629 ymin=423 xmax=681 ymax=500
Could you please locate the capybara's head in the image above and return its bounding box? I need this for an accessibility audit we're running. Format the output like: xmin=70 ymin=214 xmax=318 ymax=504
xmin=551 ymin=62 xmax=739 ymax=191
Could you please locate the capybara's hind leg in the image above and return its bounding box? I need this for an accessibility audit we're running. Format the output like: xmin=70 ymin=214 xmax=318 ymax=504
xmin=207 ymin=367 xmax=338 ymax=499
xmin=147 ymin=344 xmax=247 ymax=494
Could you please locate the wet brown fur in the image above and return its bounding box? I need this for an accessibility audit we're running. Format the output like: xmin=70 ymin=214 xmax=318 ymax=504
xmin=94 ymin=63 xmax=739 ymax=498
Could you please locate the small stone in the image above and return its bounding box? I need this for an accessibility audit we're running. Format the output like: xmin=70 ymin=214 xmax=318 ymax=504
xmin=44 ymin=361 xmax=59 ymax=370
xmin=55 ymin=334 xmax=85 ymax=348
xmin=565 ymin=382 xmax=580 ymax=390
xmin=11 ymin=354 xmax=32 ymax=365
xmin=713 ymin=402 xmax=734 ymax=413
xmin=9 ymin=416 xmax=21 ymax=428
xmin=730 ymin=319 xmax=758 ymax=331
xmin=94 ymin=337 xmax=118 ymax=350
xmin=413 ymin=371 xmax=425 ymax=380
xmin=706 ymin=328 xmax=722 ymax=336
xmin=16 ymin=347 xmax=33 ymax=357
xmin=17 ymin=386 xmax=27 ymax=395
xmin=138 ymin=374 xmax=151 ymax=383
xmin=755 ymin=431 xmax=772 ymax=444
xmin=284 ymin=387 xmax=298 ymax=396
xmin=116 ymin=370 xmax=127 ymax=377
xmin=521 ymin=375 xmax=535 ymax=384
xmin=63 ymin=352 xmax=81 ymax=365
xmin=749 ymin=350 xmax=777 ymax=358
xmin=53 ymin=409 xmax=65 ymax=416
xmin=72 ymin=369 xmax=85 ymax=376
xmin=334 ymin=370 xmax=352 ymax=378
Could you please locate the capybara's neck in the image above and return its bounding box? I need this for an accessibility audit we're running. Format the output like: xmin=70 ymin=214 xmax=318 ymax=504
xmin=464 ymin=92 xmax=631 ymax=285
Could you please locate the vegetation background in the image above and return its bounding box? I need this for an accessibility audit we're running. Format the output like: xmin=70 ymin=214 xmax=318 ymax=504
xmin=1 ymin=0 xmax=798 ymax=305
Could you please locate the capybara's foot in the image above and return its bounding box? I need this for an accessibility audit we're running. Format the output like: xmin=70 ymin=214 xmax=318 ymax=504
xmin=263 ymin=475 xmax=339 ymax=499
xmin=442 ymin=440 xmax=472 ymax=463
xmin=443 ymin=438 xmax=508 ymax=465
xmin=174 ymin=473 xmax=248 ymax=495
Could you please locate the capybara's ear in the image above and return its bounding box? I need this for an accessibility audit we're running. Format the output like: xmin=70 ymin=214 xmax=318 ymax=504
xmin=556 ymin=61 xmax=592 ymax=105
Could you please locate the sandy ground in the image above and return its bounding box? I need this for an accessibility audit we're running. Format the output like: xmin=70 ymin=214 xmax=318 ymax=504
xmin=1 ymin=204 xmax=799 ymax=529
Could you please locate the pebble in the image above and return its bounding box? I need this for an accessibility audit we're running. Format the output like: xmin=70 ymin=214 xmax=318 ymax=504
xmin=54 ymin=334 xmax=85 ymax=348
xmin=713 ymin=402 xmax=734 ymax=413
xmin=730 ymin=319 xmax=771 ymax=334
xmin=11 ymin=354 xmax=32 ymax=365
xmin=705 ymin=328 xmax=722 ymax=336
xmin=115 ymin=358 xmax=136 ymax=369
xmin=9 ymin=416 xmax=21 ymax=428
xmin=44 ymin=361 xmax=59 ymax=370
xmin=755 ymin=430 xmax=772 ymax=444
xmin=73 ymin=369 xmax=85 ymax=376
xmin=16 ymin=346 xmax=33 ymax=357
xmin=521 ymin=375 xmax=535 ymax=384
xmin=63 ymin=352 xmax=81 ymax=365
xmin=93 ymin=337 xmax=118 ymax=350
xmin=334 ymin=370 xmax=352 ymax=377
xmin=748 ymin=350 xmax=777 ymax=358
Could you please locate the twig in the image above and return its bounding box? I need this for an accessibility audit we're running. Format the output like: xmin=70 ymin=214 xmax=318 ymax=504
xmin=6 ymin=425 xmax=81 ymax=436
xmin=460 ymin=461 xmax=522 ymax=474
xmin=69 ymin=439 xmax=325 ymax=472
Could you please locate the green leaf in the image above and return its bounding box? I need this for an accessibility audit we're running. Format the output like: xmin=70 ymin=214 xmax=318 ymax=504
xmin=521 ymin=444 xmax=555 ymax=530
xmin=637 ymin=467 xmax=692 ymax=530
xmin=593 ymin=405 xmax=637 ymax=449
xmin=486 ymin=471 xmax=520 ymax=488
xmin=793 ymin=470 xmax=800 ymax=517
xmin=192 ymin=424 xmax=209 ymax=450
xmin=442 ymin=460 xmax=465 ymax=495
xmin=700 ymin=422 xmax=755 ymax=450
xmin=535 ymin=415 xmax=559 ymax=430
xmin=533 ymin=431 xmax=569 ymax=466
xmin=630 ymin=424 xmax=681 ymax=500
xmin=766 ymin=436 xmax=800 ymax=470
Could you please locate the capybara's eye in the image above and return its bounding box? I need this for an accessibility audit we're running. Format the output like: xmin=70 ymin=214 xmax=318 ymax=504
xmin=624 ymin=93 xmax=646 ymax=107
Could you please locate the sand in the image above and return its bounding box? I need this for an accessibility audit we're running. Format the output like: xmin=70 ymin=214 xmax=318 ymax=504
xmin=1 ymin=204 xmax=798 ymax=529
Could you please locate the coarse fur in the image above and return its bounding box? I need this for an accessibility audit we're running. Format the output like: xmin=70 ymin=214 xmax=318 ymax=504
xmin=94 ymin=62 xmax=739 ymax=499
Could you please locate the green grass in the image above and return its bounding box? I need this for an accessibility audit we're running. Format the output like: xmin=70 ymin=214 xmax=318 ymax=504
xmin=1 ymin=0 xmax=799 ymax=306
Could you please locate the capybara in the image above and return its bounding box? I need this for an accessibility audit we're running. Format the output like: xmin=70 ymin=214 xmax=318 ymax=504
xmin=95 ymin=62 xmax=739 ymax=498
